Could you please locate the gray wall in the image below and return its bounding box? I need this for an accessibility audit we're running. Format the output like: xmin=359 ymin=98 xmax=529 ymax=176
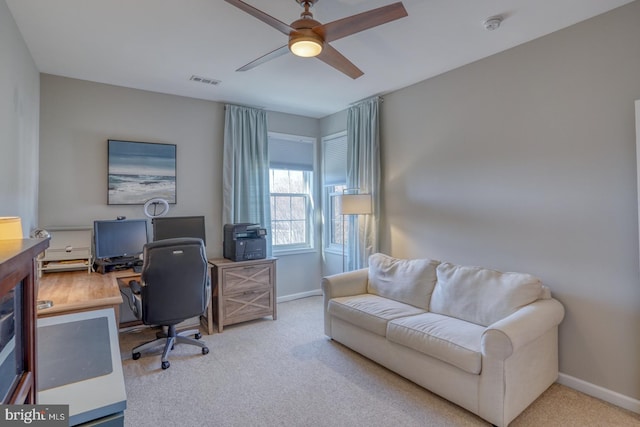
xmin=0 ymin=0 xmax=40 ymax=233
xmin=39 ymin=74 xmax=224 ymax=253
xmin=39 ymin=75 xmax=322 ymax=298
xmin=377 ymin=2 xmax=640 ymax=402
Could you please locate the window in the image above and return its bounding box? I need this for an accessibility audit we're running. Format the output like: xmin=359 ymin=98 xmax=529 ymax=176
xmin=270 ymin=169 xmax=312 ymax=249
xmin=269 ymin=133 xmax=315 ymax=252
xmin=327 ymin=184 xmax=348 ymax=250
xmin=322 ymin=132 xmax=347 ymax=253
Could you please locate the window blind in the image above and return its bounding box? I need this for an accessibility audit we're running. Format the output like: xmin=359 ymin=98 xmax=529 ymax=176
xmin=323 ymin=134 xmax=347 ymax=185
xmin=269 ymin=137 xmax=313 ymax=171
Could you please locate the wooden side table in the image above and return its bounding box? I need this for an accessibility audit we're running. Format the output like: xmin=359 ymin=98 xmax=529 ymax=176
xmin=205 ymin=257 xmax=277 ymax=333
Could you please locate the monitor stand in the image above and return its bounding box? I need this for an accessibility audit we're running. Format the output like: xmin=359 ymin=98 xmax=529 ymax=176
xmin=94 ymin=257 xmax=141 ymax=274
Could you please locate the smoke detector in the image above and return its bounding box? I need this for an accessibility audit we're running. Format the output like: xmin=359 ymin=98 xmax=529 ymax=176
xmin=483 ymin=16 xmax=503 ymax=31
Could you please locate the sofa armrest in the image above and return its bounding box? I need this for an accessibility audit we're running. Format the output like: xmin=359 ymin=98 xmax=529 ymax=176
xmin=321 ymin=268 xmax=369 ymax=299
xmin=481 ymin=298 xmax=565 ymax=360
xmin=321 ymin=269 xmax=368 ymax=337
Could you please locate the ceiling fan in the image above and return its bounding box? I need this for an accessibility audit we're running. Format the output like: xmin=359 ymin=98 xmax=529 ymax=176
xmin=224 ymin=0 xmax=408 ymax=79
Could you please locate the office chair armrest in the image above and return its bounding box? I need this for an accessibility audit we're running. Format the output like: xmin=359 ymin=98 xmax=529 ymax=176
xmin=125 ymin=280 xmax=143 ymax=319
xmin=129 ymin=280 xmax=142 ymax=294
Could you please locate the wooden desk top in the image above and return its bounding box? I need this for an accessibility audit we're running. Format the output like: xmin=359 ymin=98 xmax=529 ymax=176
xmin=37 ymin=270 xmax=133 ymax=317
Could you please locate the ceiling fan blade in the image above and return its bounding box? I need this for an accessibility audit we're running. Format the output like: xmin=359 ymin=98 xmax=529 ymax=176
xmin=316 ymin=44 xmax=364 ymax=79
xmin=314 ymin=2 xmax=408 ymax=42
xmin=236 ymin=45 xmax=290 ymax=72
xmin=224 ymin=0 xmax=293 ymax=35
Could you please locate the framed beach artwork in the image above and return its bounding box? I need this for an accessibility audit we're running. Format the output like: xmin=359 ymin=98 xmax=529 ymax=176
xmin=108 ymin=140 xmax=177 ymax=205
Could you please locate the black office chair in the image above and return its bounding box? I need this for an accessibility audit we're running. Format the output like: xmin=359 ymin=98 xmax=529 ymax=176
xmin=127 ymin=237 xmax=210 ymax=369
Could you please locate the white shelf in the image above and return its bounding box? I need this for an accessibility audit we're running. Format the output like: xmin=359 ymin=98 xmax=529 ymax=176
xmin=37 ymin=228 xmax=93 ymax=276
xmin=40 ymin=259 xmax=91 ymax=274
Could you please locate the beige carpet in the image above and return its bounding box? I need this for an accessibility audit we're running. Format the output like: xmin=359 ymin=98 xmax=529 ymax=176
xmin=119 ymin=296 xmax=639 ymax=427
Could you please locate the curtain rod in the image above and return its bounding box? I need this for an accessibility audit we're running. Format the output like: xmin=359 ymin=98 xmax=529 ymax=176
xmin=224 ymin=103 xmax=265 ymax=110
xmin=349 ymin=95 xmax=384 ymax=106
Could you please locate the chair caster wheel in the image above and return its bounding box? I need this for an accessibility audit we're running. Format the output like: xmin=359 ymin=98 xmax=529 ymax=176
xmin=161 ymin=361 xmax=170 ymax=370
xmin=202 ymin=347 xmax=209 ymax=355
xmin=195 ymin=333 xmax=202 ymax=339
xmin=132 ymin=352 xmax=141 ymax=360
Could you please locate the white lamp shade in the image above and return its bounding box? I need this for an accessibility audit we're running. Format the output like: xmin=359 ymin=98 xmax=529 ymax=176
xmin=0 ymin=216 xmax=23 ymax=239
xmin=338 ymin=194 xmax=372 ymax=215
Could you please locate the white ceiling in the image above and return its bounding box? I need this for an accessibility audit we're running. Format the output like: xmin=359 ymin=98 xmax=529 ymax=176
xmin=6 ymin=0 xmax=635 ymax=118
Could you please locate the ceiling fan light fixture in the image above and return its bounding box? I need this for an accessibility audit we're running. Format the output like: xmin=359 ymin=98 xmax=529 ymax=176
xmin=289 ymin=32 xmax=323 ymax=57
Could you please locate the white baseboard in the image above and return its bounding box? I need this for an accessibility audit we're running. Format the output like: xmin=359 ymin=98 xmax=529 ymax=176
xmin=558 ymin=373 xmax=640 ymax=414
xmin=277 ymin=289 xmax=322 ymax=303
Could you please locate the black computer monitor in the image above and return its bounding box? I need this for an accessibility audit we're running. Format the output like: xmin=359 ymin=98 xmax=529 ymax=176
xmin=93 ymin=219 xmax=149 ymax=260
xmin=152 ymin=216 xmax=206 ymax=245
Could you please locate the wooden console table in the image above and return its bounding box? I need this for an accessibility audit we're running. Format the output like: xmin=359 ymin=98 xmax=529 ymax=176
xmin=206 ymin=258 xmax=277 ymax=333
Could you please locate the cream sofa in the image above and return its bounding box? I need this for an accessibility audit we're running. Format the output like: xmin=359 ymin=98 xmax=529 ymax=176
xmin=322 ymin=253 xmax=565 ymax=427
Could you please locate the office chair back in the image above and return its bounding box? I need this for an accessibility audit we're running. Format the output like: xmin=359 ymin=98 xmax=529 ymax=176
xmin=140 ymin=237 xmax=209 ymax=326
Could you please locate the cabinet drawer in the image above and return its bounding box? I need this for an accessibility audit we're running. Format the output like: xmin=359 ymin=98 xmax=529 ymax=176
xmin=209 ymin=257 xmax=277 ymax=332
xmin=221 ymin=264 xmax=272 ymax=294
xmin=222 ymin=289 xmax=273 ymax=324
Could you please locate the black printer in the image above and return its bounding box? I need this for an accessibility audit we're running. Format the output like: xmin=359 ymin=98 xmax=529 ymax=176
xmin=223 ymin=223 xmax=267 ymax=261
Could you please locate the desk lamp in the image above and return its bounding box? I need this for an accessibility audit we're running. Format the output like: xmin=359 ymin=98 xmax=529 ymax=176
xmin=0 ymin=216 xmax=23 ymax=239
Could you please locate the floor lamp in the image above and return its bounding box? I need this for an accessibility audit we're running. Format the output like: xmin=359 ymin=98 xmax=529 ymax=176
xmin=338 ymin=192 xmax=372 ymax=272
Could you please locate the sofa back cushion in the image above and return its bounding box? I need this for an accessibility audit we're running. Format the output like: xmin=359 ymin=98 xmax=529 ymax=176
xmin=430 ymin=262 xmax=544 ymax=326
xmin=367 ymin=253 xmax=440 ymax=310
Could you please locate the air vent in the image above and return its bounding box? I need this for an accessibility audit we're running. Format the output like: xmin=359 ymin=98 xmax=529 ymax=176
xmin=189 ymin=75 xmax=221 ymax=86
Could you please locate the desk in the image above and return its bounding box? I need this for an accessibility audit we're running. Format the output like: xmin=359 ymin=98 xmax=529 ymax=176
xmin=37 ymin=270 xmax=129 ymax=325
xmin=37 ymin=270 xmax=215 ymax=334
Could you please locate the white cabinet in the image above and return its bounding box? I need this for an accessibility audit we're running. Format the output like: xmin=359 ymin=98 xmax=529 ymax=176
xmin=38 ymin=228 xmax=92 ymax=276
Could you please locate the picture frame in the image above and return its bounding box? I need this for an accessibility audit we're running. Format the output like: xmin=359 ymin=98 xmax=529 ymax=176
xmin=107 ymin=139 xmax=176 ymax=205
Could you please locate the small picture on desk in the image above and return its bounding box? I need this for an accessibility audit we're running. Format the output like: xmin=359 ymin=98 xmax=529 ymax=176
xmin=108 ymin=139 xmax=176 ymax=205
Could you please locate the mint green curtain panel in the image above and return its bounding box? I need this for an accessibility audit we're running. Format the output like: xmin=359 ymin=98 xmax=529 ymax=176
xmin=222 ymin=105 xmax=271 ymax=254
xmin=346 ymin=97 xmax=381 ymax=270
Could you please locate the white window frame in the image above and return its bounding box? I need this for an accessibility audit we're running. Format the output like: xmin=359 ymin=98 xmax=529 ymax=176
xmin=322 ymin=131 xmax=347 ymax=254
xmin=268 ymin=132 xmax=317 ymax=255
xmin=324 ymin=184 xmax=347 ymax=254
xmin=270 ymin=169 xmax=314 ymax=252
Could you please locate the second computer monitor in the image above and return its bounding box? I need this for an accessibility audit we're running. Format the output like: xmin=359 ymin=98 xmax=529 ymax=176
xmin=152 ymin=216 xmax=206 ymax=245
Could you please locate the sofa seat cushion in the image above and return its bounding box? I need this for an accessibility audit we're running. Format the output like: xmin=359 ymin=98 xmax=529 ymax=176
xmin=430 ymin=263 xmax=544 ymax=327
xmin=387 ymin=312 xmax=485 ymax=374
xmin=328 ymin=294 xmax=426 ymax=337
xmin=368 ymin=253 xmax=440 ymax=310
